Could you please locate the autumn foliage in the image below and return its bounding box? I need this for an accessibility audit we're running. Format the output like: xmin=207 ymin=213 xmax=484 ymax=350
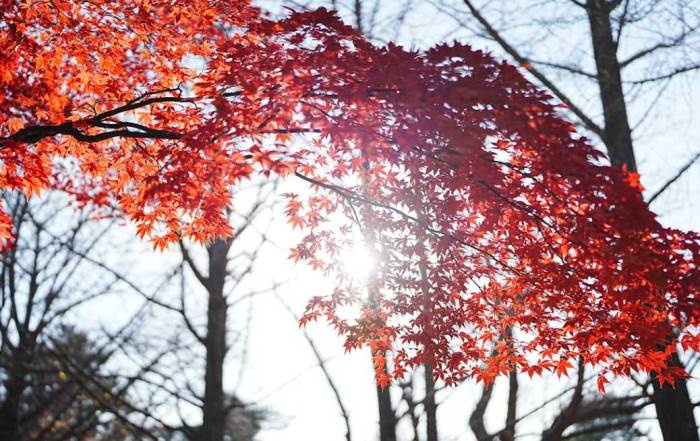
xmin=2 ymin=1 xmax=699 ymax=389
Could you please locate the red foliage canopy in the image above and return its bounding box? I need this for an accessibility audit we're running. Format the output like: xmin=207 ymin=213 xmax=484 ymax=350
xmin=2 ymin=1 xmax=699 ymax=388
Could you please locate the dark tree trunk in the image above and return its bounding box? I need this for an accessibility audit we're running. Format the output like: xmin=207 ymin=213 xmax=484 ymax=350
xmin=414 ymin=194 xmax=438 ymax=441
xmin=586 ymin=0 xmax=637 ymax=172
xmin=651 ymin=352 xmax=699 ymax=441
xmin=201 ymin=238 xmax=232 ymax=441
xmin=0 ymin=376 xmax=24 ymax=441
xmin=376 ymin=380 xmax=397 ymax=441
xmin=586 ymin=3 xmax=697 ymax=440
xmin=469 ymin=382 xmax=494 ymax=441
xmin=400 ymin=377 xmax=420 ymax=441
xmin=501 ymin=369 xmax=518 ymax=441
xmin=541 ymin=358 xmax=585 ymax=441
xmin=424 ymin=363 xmax=438 ymax=441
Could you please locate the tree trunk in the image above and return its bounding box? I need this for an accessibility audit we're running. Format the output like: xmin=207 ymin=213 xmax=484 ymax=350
xmin=541 ymin=357 xmax=585 ymax=441
xmin=469 ymin=382 xmax=494 ymax=441
xmin=0 ymin=376 xmax=24 ymax=441
xmin=424 ymin=363 xmax=438 ymax=441
xmin=376 ymin=380 xmax=397 ymax=441
xmin=586 ymin=0 xmax=637 ymax=172
xmin=586 ymin=3 xmax=698 ymax=440
xmin=400 ymin=376 xmax=420 ymax=441
xmin=201 ymin=238 xmax=232 ymax=441
xmin=414 ymin=187 xmax=438 ymax=441
xmin=651 ymin=352 xmax=699 ymax=441
xmin=501 ymin=369 xmax=518 ymax=441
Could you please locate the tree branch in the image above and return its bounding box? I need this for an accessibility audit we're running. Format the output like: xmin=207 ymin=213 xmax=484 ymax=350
xmin=541 ymin=356 xmax=585 ymax=441
xmin=274 ymin=291 xmax=352 ymax=441
xmin=294 ymin=170 xmax=520 ymax=275
xmin=647 ymin=150 xmax=700 ymax=204
xmin=627 ymin=63 xmax=700 ymax=85
xmin=620 ymin=24 xmax=700 ymax=68
xmin=469 ymin=382 xmax=494 ymax=441
xmin=179 ymin=241 xmax=209 ymax=287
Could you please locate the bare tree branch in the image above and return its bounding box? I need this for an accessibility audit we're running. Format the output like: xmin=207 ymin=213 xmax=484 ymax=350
xmin=274 ymin=291 xmax=352 ymax=441
xmin=647 ymin=150 xmax=700 ymax=204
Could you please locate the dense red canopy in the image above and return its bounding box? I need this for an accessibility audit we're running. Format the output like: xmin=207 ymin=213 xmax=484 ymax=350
xmin=2 ymin=1 xmax=699 ymax=388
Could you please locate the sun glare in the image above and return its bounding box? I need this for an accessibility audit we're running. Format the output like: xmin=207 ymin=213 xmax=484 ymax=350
xmin=339 ymin=242 xmax=377 ymax=281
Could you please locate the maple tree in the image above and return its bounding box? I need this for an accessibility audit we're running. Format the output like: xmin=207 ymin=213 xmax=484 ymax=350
xmin=2 ymin=0 xmax=700 ymax=391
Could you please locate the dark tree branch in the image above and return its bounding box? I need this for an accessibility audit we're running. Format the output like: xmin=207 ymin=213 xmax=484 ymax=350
xmin=647 ymin=150 xmax=700 ymax=204
xmin=530 ymin=59 xmax=597 ymax=79
xmin=561 ymin=420 xmax=635 ymax=440
xmin=469 ymin=382 xmax=494 ymax=441
xmin=179 ymin=241 xmax=209 ymax=287
xmin=294 ymin=170 xmax=520 ymax=275
xmin=274 ymin=291 xmax=352 ymax=441
xmin=502 ymin=358 xmax=518 ymax=441
xmin=541 ymin=357 xmax=585 ymax=441
xmin=620 ymin=24 xmax=700 ymax=68
xmin=627 ymin=63 xmax=700 ymax=85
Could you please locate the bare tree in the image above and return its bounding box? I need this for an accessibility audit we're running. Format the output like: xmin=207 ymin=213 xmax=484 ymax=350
xmin=0 ymin=193 xmax=147 ymax=440
xmin=78 ymin=183 xmax=279 ymax=441
xmin=173 ymin=180 xmax=280 ymax=441
xmin=465 ymin=357 xmax=653 ymax=441
xmin=0 ymin=188 xmax=276 ymax=441
xmin=98 ymin=178 xmax=354 ymax=441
